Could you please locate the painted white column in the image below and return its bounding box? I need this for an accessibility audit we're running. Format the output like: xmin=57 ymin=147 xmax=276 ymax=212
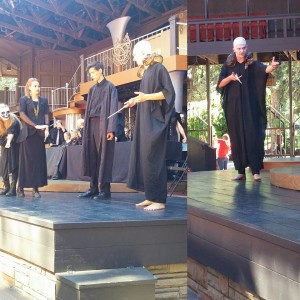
xmin=65 ymin=114 xmax=82 ymax=131
xmin=169 ymin=70 xmax=186 ymax=113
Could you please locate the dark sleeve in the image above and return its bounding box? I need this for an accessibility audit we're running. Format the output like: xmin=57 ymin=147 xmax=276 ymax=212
xmin=159 ymin=64 xmax=175 ymax=110
xmin=49 ymin=128 xmax=56 ymax=144
xmin=19 ymin=96 xmax=27 ymax=113
xmin=107 ymin=84 xmax=118 ymax=133
xmin=251 ymin=61 xmax=269 ymax=128
xmin=7 ymin=119 xmax=20 ymax=137
xmin=216 ymin=63 xmax=227 ymax=94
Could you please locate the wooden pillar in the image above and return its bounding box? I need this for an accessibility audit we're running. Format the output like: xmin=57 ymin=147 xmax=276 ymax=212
xmin=169 ymin=15 xmax=178 ymax=56
xmin=288 ymin=53 xmax=294 ymax=156
xmin=80 ymin=54 xmax=85 ymax=84
xmin=206 ymin=59 xmax=212 ymax=145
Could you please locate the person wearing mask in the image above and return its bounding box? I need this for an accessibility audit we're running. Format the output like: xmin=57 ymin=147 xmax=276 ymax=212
xmin=125 ymin=40 xmax=175 ymax=211
xmin=0 ymin=104 xmax=21 ymax=196
xmin=217 ymin=37 xmax=279 ymax=181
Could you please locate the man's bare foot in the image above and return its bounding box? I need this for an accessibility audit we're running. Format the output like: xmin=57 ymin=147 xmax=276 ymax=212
xmin=144 ymin=203 xmax=165 ymax=211
xmin=136 ymin=200 xmax=153 ymax=207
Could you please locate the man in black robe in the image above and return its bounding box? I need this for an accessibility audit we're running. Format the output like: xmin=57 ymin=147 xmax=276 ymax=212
xmin=78 ymin=61 xmax=118 ymax=200
xmin=125 ymin=40 xmax=175 ymax=210
xmin=218 ymin=37 xmax=279 ymax=181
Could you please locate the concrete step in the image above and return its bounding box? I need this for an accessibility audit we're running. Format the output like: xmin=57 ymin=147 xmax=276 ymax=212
xmin=56 ymin=267 xmax=156 ymax=300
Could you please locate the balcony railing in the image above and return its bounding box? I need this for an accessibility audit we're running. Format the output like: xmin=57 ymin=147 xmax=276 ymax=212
xmin=68 ymin=25 xmax=173 ymax=94
xmin=188 ymin=14 xmax=300 ymax=43
xmin=17 ymin=86 xmax=71 ymax=112
xmin=9 ymin=18 xmax=186 ymax=111
xmin=68 ymin=18 xmax=186 ymax=94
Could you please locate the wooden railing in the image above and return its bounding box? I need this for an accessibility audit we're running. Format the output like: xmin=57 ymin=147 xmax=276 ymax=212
xmin=16 ymin=86 xmax=70 ymax=112
xmin=68 ymin=16 xmax=186 ymax=94
xmin=188 ymin=14 xmax=300 ymax=43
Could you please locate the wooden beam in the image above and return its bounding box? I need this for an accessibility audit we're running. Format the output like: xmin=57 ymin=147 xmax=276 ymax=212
xmin=127 ymin=0 xmax=160 ymax=17
xmin=121 ymin=3 xmax=131 ymax=17
xmin=74 ymin=0 xmax=112 ymax=16
xmin=23 ymin=0 xmax=103 ymax=32
xmin=0 ymin=20 xmax=79 ymax=50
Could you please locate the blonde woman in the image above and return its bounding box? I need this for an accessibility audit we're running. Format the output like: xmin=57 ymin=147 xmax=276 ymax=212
xmin=0 ymin=103 xmax=21 ymax=196
xmin=17 ymin=78 xmax=49 ymax=198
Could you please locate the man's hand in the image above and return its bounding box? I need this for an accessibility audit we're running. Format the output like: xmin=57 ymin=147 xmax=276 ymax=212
xmin=5 ymin=141 xmax=11 ymax=148
xmin=107 ymin=132 xmax=114 ymax=140
xmin=266 ymin=56 xmax=279 ymax=73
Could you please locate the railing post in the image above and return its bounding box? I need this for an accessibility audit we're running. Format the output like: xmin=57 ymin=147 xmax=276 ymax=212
xmin=4 ymin=87 xmax=9 ymax=105
xmin=51 ymin=90 xmax=54 ymax=112
xmin=80 ymin=54 xmax=85 ymax=83
xmin=169 ymin=15 xmax=178 ymax=56
xmin=66 ymin=83 xmax=69 ymax=108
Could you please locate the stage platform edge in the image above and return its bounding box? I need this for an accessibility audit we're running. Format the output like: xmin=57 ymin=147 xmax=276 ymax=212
xmin=0 ymin=192 xmax=187 ymax=299
xmin=188 ymin=169 xmax=300 ymax=300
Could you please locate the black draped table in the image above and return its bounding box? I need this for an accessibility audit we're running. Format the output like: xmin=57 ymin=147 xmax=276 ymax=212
xmin=46 ymin=141 xmax=183 ymax=183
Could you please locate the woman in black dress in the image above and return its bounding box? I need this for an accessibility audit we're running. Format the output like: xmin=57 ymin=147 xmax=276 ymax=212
xmin=0 ymin=103 xmax=21 ymax=196
xmin=17 ymin=78 xmax=50 ymax=198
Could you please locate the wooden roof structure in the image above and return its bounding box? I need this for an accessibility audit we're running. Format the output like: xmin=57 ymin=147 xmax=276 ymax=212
xmin=0 ymin=0 xmax=186 ymax=51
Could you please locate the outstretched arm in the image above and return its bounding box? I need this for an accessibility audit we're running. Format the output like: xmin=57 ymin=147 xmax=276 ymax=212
xmin=265 ymin=56 xmax=279 ymax=74
xmin=125 ymin=91 xmax=165 ymax=107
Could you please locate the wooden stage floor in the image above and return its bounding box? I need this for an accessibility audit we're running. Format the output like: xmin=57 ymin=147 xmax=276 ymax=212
xmin=188 ymin=169 xmax=300 ymax=300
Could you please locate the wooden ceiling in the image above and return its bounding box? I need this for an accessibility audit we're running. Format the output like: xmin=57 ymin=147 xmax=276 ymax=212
xmin=0 ymin=0 xmax=186 ymax=51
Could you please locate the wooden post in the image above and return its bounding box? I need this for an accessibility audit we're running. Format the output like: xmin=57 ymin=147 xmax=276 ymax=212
xmin=80 ymin=54 xmax=85 ymax=84
xmin=169 ymin=15 xmax=178 ymax=56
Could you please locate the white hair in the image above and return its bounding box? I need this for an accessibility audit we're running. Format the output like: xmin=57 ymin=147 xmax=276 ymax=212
xmin=133 ymin=40 xmax=152 ymax=56
xmin=233 ymin=37 xmax=247 ymax=48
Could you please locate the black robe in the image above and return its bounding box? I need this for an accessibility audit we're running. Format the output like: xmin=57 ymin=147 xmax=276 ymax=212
xmin=0 ymin=118 xmax=20 ymax=179
xmin=218 ymin=60 xmax=268 ymax=173
xmin=18 ymin=96 xmax=49 ymax=188
xmin=127 ymin=62 xmax=175 ymax=203
xmin=82 ymin=79 xmax=118 ymax=182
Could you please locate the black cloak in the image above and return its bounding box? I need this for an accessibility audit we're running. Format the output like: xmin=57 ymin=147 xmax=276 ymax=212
xmin=218 ymin=60 xmax=268 ymax=173
xmin=82 ymin=79 xmax=118 ymax=182
xmin=127 ymin=62 xmax=175 ymax=202
xmin=0 ymin=118 xmax=20 ymax=178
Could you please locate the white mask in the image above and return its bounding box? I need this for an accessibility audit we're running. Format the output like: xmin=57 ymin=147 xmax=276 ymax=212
xmin=0 ymin=107 xmax=10 ymax=121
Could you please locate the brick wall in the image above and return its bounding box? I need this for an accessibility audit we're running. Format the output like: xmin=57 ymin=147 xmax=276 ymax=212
xmin=188 ymin=258 xmax=264 ymax=300
xmin=0 ymin=251 xmax=56 ymax=299
xmin=148 ymin=264 xmax=187 ymax=300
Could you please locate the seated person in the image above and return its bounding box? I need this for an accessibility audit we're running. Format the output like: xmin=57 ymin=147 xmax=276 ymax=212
xmin=76 ymin=118 xmax=84 ymax=145
xmin=70 ymin=129 xmax=80 ymax=145
xmin=51 ymin=132 xmax=72 ymax=180
xmin=124 ymin=127 xmax=131 ymax=141
xmin=49 ymin=120 xmax=66 ymax=146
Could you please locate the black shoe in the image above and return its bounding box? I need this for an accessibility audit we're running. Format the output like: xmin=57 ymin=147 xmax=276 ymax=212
xmin=16 ymin=187 xmax=25 ymax=198
xmin=6 ymin=190 xmax=16 ymax=197
xmin=51 ymin=176 xmax=61 ymax=180
xmin=78 ymin=189 xmax=98 ymax=198
xmin=93 ymin=191 xmax=111 ymax=200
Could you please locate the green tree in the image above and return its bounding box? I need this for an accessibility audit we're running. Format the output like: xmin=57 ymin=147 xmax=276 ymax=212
xmin=0 ymin=77 xmax=17 ymax=90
